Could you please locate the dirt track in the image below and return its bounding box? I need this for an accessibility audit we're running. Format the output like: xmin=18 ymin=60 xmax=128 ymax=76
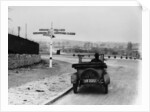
xmin=48 ymin=55 xmax=141 ymax=105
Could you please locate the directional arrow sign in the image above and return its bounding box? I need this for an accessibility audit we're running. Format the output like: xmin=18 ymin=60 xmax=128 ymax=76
xmin=54 ymin=32 xmax=66 ymax=34
xmin=66 ymin=32 xmax=76 ymax=35
xmin=54 ymin=29 xmax=65 ymax=32
xmin=39 ymin=29 xmax=49 ymax=31
xmin=54 ymin=32 xmax=75 ymax=35
xmin=33 ymin=32 xmax=47 ymax=34
xmin=43 ymin=33 xmax=55 ymax=38
xmin=43 ymin=34 xmax=55 ymax=38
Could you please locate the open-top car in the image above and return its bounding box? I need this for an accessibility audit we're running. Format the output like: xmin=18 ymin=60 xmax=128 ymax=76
xmin=71 ymin=54 xmax=110 ymax=94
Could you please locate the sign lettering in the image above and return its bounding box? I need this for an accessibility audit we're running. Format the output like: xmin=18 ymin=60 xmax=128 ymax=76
xmin=39 ymin=29 xmax=49 ymax=31
xmin=54 ymin=29 xmax=65 ymax=32
xmin=54 ymin=32 xmax=75 ymax=35
xmin=33 ymin=32 xmax=47 ymax=34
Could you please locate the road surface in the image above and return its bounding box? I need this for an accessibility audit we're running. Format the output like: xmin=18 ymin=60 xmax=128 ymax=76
xmin=42 ymin=54 xmax=141 ymax=105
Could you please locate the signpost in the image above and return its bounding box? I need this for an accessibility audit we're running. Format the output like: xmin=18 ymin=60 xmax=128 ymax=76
xmin=33 ymin=23 xmax=75 ymax=68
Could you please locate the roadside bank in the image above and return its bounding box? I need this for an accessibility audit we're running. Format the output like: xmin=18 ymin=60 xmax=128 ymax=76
xmin=8 ymin=59 xmax=75 ymax=105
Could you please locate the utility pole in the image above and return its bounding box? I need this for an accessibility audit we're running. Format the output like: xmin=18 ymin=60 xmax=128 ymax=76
xmin=25 ymin=23 xmax=27 ymax=39
xmin=18 ymin=26 xmax=21 ymax=37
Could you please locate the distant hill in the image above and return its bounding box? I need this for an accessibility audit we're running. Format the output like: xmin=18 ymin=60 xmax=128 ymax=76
xmin=37 ymin=39 xmax=141 ymax=54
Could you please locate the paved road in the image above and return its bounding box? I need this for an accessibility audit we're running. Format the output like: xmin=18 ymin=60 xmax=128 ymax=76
xmin=42 ymin=54 xmax=141 ymax=105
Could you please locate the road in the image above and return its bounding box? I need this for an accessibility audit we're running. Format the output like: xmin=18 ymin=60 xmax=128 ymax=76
xmin=42 ymin=54 xmax=141 ymax=105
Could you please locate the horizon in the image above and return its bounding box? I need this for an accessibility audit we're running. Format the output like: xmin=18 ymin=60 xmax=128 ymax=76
xmin=39 ymin=38 xmax=141 ymax=44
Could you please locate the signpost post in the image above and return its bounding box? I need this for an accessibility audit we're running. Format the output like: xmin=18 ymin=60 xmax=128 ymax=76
xmin=33 ymin=23 xmax=75 ymax=68
xmin=49 ymin=24 xmax=53 ymax=68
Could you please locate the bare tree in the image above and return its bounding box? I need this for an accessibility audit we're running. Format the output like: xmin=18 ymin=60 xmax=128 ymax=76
xmin=127 ymin=42 xmax=133 ymax=51
xmin=126 ymin=42 xmax=133 ymax=56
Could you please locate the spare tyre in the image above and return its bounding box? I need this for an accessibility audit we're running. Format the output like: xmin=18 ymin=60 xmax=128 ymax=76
xmin=81 ymin=68 xmax=101 ymax=80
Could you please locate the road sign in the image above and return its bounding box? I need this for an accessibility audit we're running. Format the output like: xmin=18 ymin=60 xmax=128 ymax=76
xmin=39 ymin=29 xmax=49 ymax=31
xmin=54 ymin=32 xmax=66 ymax=34
xmin=54 ymin=29 xmax=65 ymax=32
xmin=43 ymin=34 xmax=55 ymax=38
xmin=42 ymin=32 xmax=49 ymax=36
xmin=66 ymin=32 xmax=76 ymax=35
xmin=33 ymin=32 xmax=47 ymax=34
xmin=54 ymin=32 xmax=75 ymax=35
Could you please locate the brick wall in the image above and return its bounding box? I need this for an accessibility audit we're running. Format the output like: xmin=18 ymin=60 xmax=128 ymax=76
xmin=8 ymin=54 xmax=41 ymax=69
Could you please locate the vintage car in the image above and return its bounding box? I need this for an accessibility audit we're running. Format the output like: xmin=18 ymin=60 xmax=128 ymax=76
xmin=71 ymin=54 xmax=110 ymax=94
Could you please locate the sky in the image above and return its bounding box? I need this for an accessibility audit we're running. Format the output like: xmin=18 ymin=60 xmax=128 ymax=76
xmin=8 ymin=6 xmax=142 ymax=43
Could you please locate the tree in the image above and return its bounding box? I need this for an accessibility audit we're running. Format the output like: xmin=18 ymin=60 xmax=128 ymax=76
xmin=73 ymin=46 xmax=81 ymax=53
xmin=84 ymin=42 xmax=93 ymax=52
xmin=126 ymin=42 xmax=133 ymax=56
xmin=104 ymin=48 xmax=108 ymax=54
xmin=127 ymin=42 xmax=133 ymax=51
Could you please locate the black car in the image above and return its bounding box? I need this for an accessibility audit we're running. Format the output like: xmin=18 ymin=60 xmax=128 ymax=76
xmin=71 ymin=54 xmax=110 ymax=94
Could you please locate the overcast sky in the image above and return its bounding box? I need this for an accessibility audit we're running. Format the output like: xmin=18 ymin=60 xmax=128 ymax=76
xmin=8 ymin=6 xmax=142 ymax=43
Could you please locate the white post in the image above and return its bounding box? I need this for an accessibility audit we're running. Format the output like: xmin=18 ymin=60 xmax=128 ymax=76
xmin=49 ymin=22 xmax=53 ymax=68
xmin=49 ymin=37 xmax=53 ymax=68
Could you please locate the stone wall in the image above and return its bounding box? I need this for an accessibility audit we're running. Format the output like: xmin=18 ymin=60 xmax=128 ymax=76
xmin=8 ymin=54 xmax=41 ymax=69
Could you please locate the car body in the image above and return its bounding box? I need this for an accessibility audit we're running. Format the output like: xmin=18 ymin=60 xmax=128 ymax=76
xmin=71 ymin=54 xmax=110 ymax=94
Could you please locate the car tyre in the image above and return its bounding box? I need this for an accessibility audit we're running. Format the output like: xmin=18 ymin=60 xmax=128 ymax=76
xmin=73 ymin=84 xmax=78 ymax=93
xmin=104 ymin=84 xmax=108 ymax=94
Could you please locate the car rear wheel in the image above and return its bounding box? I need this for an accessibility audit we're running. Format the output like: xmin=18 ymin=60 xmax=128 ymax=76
xmin=73 ymin=84 xmax=78 ymax=93
xmin=103 ymin=84 xmax=108 ymax=94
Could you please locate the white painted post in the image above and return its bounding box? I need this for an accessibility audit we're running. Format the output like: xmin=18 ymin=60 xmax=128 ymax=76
xmin=49 ymin=23 xmax=53 ymax=68
xmin=49 ymin=37 xmax=53 ymax=68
